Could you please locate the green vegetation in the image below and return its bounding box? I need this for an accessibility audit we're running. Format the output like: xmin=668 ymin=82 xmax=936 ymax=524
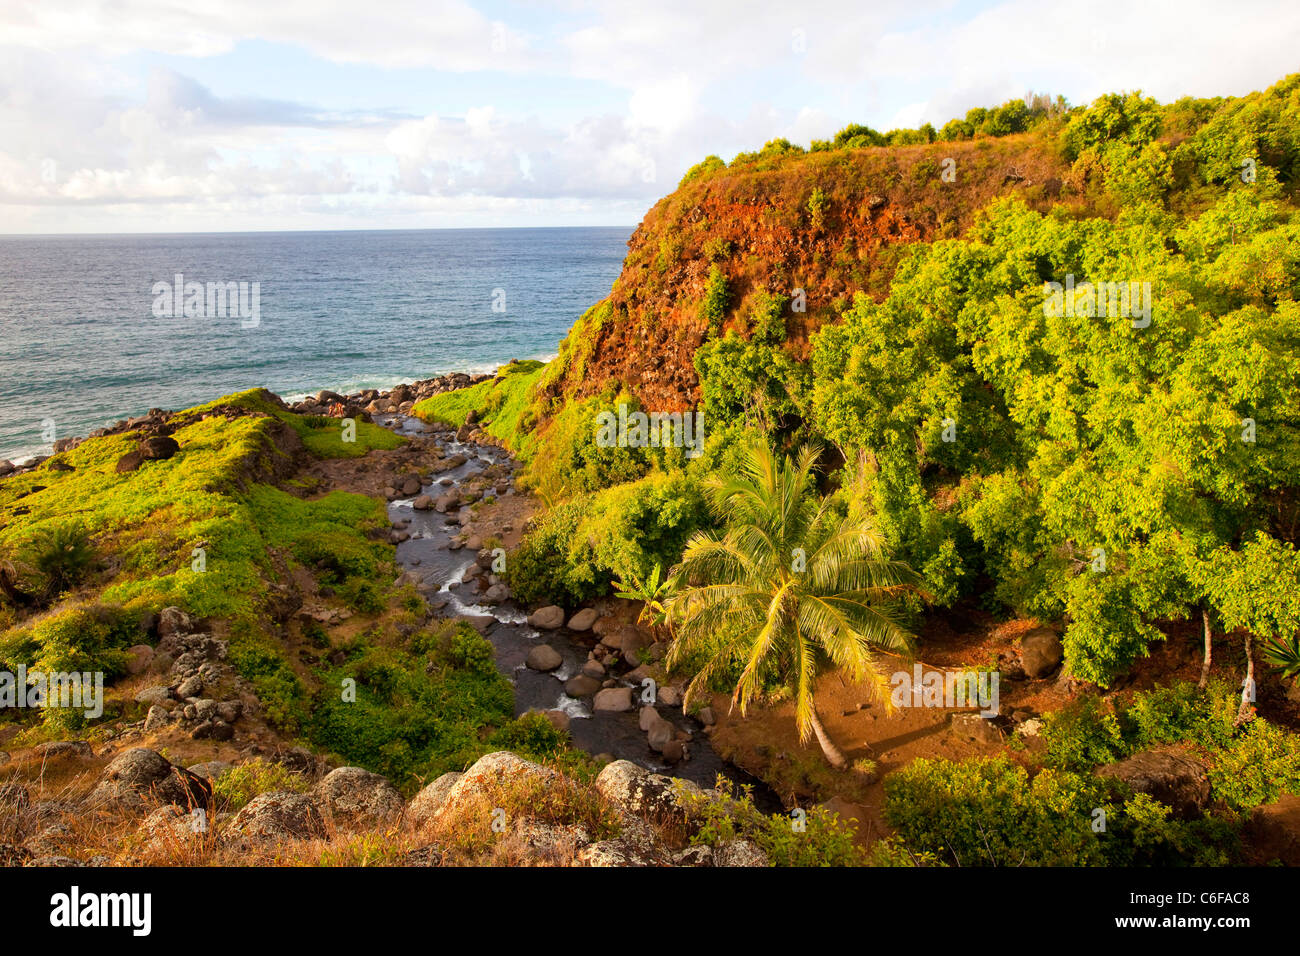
xmin=663 ymin=440 xmax=921 ymax=767
xmin=307 ymin=618 xmax=576 ymax=789
xmin=884 ymin=755 xmax=1236 ymax=866
xmin=0 ymin=390 xmax=400 ymax=735
xmin=1040 ymin=681 xmax=1300 ymax=812
xmin=412 ymin=359 xmax=546 ymax=455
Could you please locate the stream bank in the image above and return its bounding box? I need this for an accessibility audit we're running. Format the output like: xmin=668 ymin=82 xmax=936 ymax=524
xmin=376 ymin=412 xmax=781 ymax=810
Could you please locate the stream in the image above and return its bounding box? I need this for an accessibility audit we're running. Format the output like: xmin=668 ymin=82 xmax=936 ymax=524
xmin=376 ymin=412 xmax=782 ymax=811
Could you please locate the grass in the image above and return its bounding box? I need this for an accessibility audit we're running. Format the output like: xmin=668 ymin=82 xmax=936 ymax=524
xmin=412 ymin=360 xmax=546 ymax=456
xmin=0 ymin=389 xmax=399 ymax=736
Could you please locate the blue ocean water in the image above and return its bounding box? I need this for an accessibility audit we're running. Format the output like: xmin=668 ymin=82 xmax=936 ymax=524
xmin=0 ymin=227 xmax=630 ymax=460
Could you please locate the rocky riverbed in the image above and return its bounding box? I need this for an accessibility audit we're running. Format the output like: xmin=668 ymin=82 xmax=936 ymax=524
xmin=372 ymin=411 xmax=780 ymax=808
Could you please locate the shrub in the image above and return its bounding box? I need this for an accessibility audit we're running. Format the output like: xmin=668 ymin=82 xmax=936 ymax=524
xmin=681 ymin=777 xmax=867 ymax=866
xmin=701 ymin=264 xmax=730 ymax=335
xmin=212 ymin=758 xmax=309 ymax=811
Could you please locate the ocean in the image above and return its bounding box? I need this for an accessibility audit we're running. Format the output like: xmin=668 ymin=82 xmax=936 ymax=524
xmin=0 ymin=227 xmax=631 ymax=461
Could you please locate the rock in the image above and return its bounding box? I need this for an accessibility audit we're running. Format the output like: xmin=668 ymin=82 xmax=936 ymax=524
xmin=567 ymin=608 xmax=598 ymax=631
xmin=1017 ymin=717 xmax=1045 ymax=737
xmin=1020 ymin=627 xmax=1064 ymax=678
xmin=413 ymin=494 xmax=434 ymax=510
xmin=593 ymin=687 xmax=635 ymax=712
xmin=1244 ymin=794 xmax=1300 ymax=866
xmin=672 ymin=845 xmax=713 ymax=866
xmin=32 ymin=740 xmax=93 ymax=759
xmin=175 ymin=675 xmax=203 ymax=699
xmin=134 ymin=685 xmax=171 ymax=707
xmin=139 ymin=435 xmax=180 ymax=461
xmin=527 ymin=606 xmax=566 ymax=630
xmin=581 ymin=659 xmax=606 ymax=679
xmin=187 ymin=761 xmax=234 ymax=782
xmin=543 ymin=710 xmax=571 ymax=733
xmin=660 ymin=740 xmax=685 ymax=764
xmin=657 ymin=685 xmax=682 ymax=707
xmin=137 ymin=805 xmax=209 ymax=851
xmin=114 ymin=450 xmax=145 ymax=472
xmin=125 ymin=644 xmax=155 ymax=676
xmin=227 ymin=791 xmax=326 ymax=842
xmin=143 ymin=705 xmax=172 ymax=733
xmin=600 ymin=627 xmax=647 ymax=654
xmin=594 ymin=760 xmax=701 ymax=833
xmin=313 ymin=767 xmax=405 ymax=829
xmin=407 ymin=772 xmax=463 ymax=829
xmin=1095 ymin=746 xmax=1210 ymax=818
xmin=89 ymin=748 xmax=212 ymax=811
xmin=577 ymin=839 xmax=664 ymax=867
xmin=525 ymin=644 xmax=563 ymax=672
xmin=646 ymin=718 xmax=675 ymax=753
xmin=482 ymin=583 xmax=510 ymax=605
xmin=950 ymin=712 xmax=1004 ymax=745
xmin=564 ymin=675 xmax=603 ymax=697
xmin=714 ymin=839 xmax=769 ymax=867
xmin=697 ymin=706 xmax=715 ymax=727
xmin=0 ymin=460 xmax=12 ymax=477
xmin=157 ymin=607 xmax=192 ymax=638
xmin=639 ymin=706 xmax=663 ymax=732
xmin=437 ymin=752 xmax=559 ymax=822
xmin=0 ymin=782 xmax=30 ymax=812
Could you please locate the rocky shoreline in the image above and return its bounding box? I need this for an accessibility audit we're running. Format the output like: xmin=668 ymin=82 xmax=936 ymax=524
xmin=0 ymin=368 xmax=495 ymax=478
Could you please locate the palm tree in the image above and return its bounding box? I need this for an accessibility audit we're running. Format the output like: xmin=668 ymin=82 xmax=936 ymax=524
xmin=663 ymin=440 xmax=921 ymax=768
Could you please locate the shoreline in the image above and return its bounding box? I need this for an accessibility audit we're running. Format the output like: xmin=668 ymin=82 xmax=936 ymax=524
xmin=0 ymin=364 xmax=514 ymax=478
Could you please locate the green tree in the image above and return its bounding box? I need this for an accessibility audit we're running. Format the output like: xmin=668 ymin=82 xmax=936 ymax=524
xmin=664 ymin=440 xmax=921 ymax=767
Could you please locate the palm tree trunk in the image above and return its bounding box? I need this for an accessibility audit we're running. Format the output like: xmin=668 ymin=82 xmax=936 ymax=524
xmin=1236 ymin=632 xmax=1256 ymax=727
xmin=807 ymin=703 xmax=848 ymax=769
xmin=1198 ymin=606 xmax=1212 ymax=689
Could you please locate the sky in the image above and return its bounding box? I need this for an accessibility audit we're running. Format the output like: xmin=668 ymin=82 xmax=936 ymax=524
xmin=1 ymin=0 xmax=1298 ymax=233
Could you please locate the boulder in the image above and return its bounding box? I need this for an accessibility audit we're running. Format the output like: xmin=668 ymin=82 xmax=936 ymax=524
xmin=714 ymin=839 xmax=770 ymax=867
xmin=567 ymin=608 xmax=598 ymax=632
xmin=134 ymin=685 xmax=171 ymax=707
xmin=1095 ymin=746 xmax=1210 ymax=818
xmin=577 ymin=839 xmax=664 ymax=867
xmin=594 ymin=760 xmax=701 ymax=832
xmin=125 ymin=645 xmax=155 ymax=676
xmin=525 ymin=644 xmax=563 ymax=672
xmin=593 ymin=687 xmax=635 ymax=712
xmin=950 ymin=712 xmax=1004 ymax=745
xmin=226 ymin=791 xmax=326 ymax=842
xmin=89 ymin=748 xmax=212 ymax=811
xmin=407 ymin=772 xmax=463 ymax=829
xmin=412 ymin=494 xmax=434 ymax=510
xmin=157 ymin=607 xmax=192 ymax=638
xmin=136 ymin=805 xmax=209 ymax=851
xmin=564 ymin=675 xmax=603 ymax=697
xmin=0 ymin=782 xmax=30 ymax=812
xmin=528 ymin=606 xmax=566 ymax=630
xmin=138 ymin=435 xmax=180 ymax=461
xmin=437 ymin=752 xmax=559 ymax=822
xmin=1020 ymin=628 xmax=1064 ymax=679
xmin=313 ymin=767 xmax=404 ymax=828
xmin=1244 ymin=794 xmax=1300 ymax=866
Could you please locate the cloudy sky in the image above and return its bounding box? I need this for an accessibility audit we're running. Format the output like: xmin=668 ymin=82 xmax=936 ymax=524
xmin=2 ymin=0 xmax=1297 ymax=233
